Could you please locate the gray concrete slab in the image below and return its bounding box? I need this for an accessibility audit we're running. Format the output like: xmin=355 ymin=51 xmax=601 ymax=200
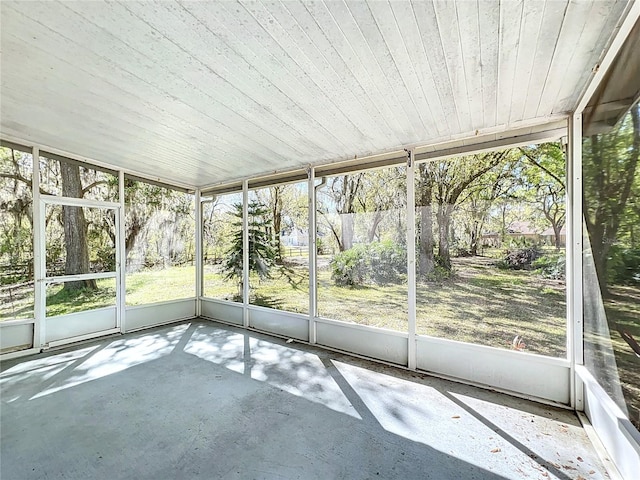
xmin=1 ymin=320 xmax=609 ymax=480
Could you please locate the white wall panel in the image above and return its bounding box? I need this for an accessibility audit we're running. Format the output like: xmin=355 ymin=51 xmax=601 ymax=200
xmin=579 ymin=367 xmax=640 ymax=479
xmin=316 ymin=320 xmax=408 ymax=366
xmin=248 ymin=306 xmax=308 ymax=342
xmin=201 ymin=298 xmax=243 ymax=326
xmin=45 ymin=307 xmax=116 ymax=344
xmin=416 ymin=336 xmax=570 ymax=404
xmin=125 ymin=299 xmax=195 ymax=332
xmin=0 ymin=323 xmax=34 ymax=353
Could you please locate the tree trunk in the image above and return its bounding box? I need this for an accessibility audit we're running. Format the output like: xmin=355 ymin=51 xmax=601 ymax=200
xmin=469 ymin=220 xmax=480 ymax=256
xmin=437 ymin=203 xmax=454 ymax=271
xmin=417 ymin=164 xmax=435 ymax=277
xmin=553 ymin=223 xmax=562 ymax=250
xmin=590 ymin=225 xmax=610 ymax=297
xmin=367 ymin=210 xmax=383 ymax=243
xmin=271 ymin=187 xmax=283 ymax=261
xmin=419 ymin=205 xmax=435 ymax=277
xmin=341 ymin=213 xmax=354 ymax=251
xmin=330 ymin=174 xmax=362 ymax=252
xmin=584 ymin=105 xmax=639 ymax=297
xmin=60 ymin=162 xmax=96 ymax=291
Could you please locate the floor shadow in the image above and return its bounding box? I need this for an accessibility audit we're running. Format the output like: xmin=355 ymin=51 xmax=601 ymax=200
xmin=439 ymin=390 xmax=574 ymax=480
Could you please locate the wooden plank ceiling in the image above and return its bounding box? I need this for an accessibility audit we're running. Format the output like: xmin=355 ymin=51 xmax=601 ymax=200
xmin=0 ymin=0 xmax=631 ymax=188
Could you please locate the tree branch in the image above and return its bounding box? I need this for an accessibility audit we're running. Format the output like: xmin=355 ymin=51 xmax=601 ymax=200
xmin=0 ymin=172 xmax=52 ymax=195
xmin=82 ymin=180 xmax=108 ymax=194
xmin=518 ymin=147 xmax=565 ymax=188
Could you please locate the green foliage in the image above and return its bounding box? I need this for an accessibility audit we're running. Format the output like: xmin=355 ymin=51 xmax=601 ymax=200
xmin=582 ymin=104 xmax=640 ymax=294
xmin=424 ymin=264 xmax=454 ymax=282
xmin=607 ymin=245 xmax=640 ymax=285
xmin=315 ymin=236 xmax=328 ymax=255
xmin=1 ymin=148 xmax=34 ymax=280
xmin=94 ymin=245 xmax=117 ymax=272
xmin=330 ymin=241 xmax=406 ymax=286
xmin=497 ymin=247 xmax=541 ymax=270
xmin=330 ymin=247 xmax=367 ymax=286
xmin=368 ymin=241 xmax=406 ymax=284
xmin=125 ymin=180 xmax=195 ymax=271
xmin=222 ymin=200 xmax=278 ymax=285
xmin=533 ymin=252 xmax=566 ymax=280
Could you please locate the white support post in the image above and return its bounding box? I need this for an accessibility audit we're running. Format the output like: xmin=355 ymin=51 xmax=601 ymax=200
xmin=117 ymin=170 xmax=126 ymax=333
xmin=567 ymin=114 xmax=584 ymax=410
xmin=406 ymin=151 xmax=417 ymax=370
xmin=308 ymin=167 xmax=317 ymax=344
xmin=32 ymin=146 xmax=46 ymax=349
xmin=195 ymin=189 xmax=202 ymax=317
xmin=242 ymin=180 xmax=249 ymax=328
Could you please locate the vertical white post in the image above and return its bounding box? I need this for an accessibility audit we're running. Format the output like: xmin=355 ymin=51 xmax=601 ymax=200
xmin=567 ymin=114 xmax=584 ymax=410
xmin=406 ymin=151 xmax=417 ymax=370
xmin=32 ymin=146 xmax=46 ymax=349
xmin=242 ymin=180 xmax=249 ymax=328
xmin=308 ymin=167 xmax=317 ymax=344
xmin=116 ymin=170 xmax=125 ymax=332
xmin=195 ymin=189 xmax=202 ymax=317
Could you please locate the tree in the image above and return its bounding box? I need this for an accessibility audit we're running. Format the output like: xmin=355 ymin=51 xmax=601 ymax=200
xmin=1 ymin=153 xmax=108 ymax=291
xmin=255 ymin=185 xmax=288 ymax=261
xmin=322 ymin=174 xmax=364 ymax=251
xmin=431 ymin=151 xmax=509 ymax=270
xmin=222 ymin=200 xmax=278 ymax=295
xmin=122 ymin=180 xmax=195 ymax=272
xmin=60 ymin=162 xmax=97 ymax=291
xmin=269 ymin=186 xmax=284 ymax=260
xmin=456 ymin=158 xmax=517 ymax=255
xmin=519 ymin=143 xmax=566 ymax=250
xmin=356 ymin=167 xmax=406 ymax=244
xmin=583 ymin=104 xmax=640 ymax=295
xmin=203 ymin=195 xmax=240 ymax=264
xmin=0 ymin=149 xmax=36 ymax=303
xmin=0 ymin=149 xmax=33 ymax=269
xmin=416 ymin=162 xmax=436 ymax=277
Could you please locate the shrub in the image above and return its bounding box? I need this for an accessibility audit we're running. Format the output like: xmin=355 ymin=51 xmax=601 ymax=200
xmin=424 ymin=265 xmax=454 ymax=282
xmin=330 ymin=241 xmax=406 ymax=286
xmin=316 ymin=237 xmax=330 ymax=255
xmin=453 ymin=246 xmax=472 ymax=258
xmin=533 ymin=253 xmax=566 ymax=280
xmin=368 ymin=241 xmax=406 ymax=285
xmin=330 ymin=246 xmax=367 ymax=286
xmin=497 ymin=247 xmax=541 ymax=270
xmin=607 ymin=245 xmax=640 ymax=285
xmin=94 ymin=245 xmax=117 ymax=272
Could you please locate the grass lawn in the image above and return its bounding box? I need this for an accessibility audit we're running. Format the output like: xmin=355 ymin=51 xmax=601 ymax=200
xmin=600 ymin=286 xmax=640 ymax=430
xmin=0 ymin=266 xmax=197 ymax=319
xmin=201 ymin=255 xmax=566 ymax=356
xmin=417 ymin=256 xmax=566 ymax=357
xmin=46 ymin=278 xmax=117 ymax=317
xmin=125 ymin=266 xmax=195 ymax=305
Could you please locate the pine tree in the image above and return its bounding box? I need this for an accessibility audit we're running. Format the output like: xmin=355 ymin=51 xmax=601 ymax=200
xmin=222 ymin=200 xmax=278 ymax=294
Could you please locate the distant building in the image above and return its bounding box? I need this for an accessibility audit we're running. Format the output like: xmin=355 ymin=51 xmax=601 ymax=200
xmin=541 ymin=225 xmax=567 ymax=247
xmin=281 ymin=227 xmax=308 ymax=247
xmin=482 ymin=221 xmax=564 ymax=248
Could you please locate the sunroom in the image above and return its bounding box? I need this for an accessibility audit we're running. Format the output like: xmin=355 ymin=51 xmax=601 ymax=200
xmin=1 ymin=1 xmax=639 ymax=478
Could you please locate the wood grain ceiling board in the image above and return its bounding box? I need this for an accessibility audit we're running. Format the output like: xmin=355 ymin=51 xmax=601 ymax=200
xmin=0 ymin=0 xmax=632 ymax=188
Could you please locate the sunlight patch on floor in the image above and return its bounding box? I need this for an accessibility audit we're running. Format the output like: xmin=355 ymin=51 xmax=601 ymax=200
xmin=183 ymin=325 xmax=360 ymax=418
xmin=28 ymin=323 xmax=190 ymax=400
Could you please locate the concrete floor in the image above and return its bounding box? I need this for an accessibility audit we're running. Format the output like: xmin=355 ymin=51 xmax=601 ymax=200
xmin=1 ymin=319 xmax=609 ymax=480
